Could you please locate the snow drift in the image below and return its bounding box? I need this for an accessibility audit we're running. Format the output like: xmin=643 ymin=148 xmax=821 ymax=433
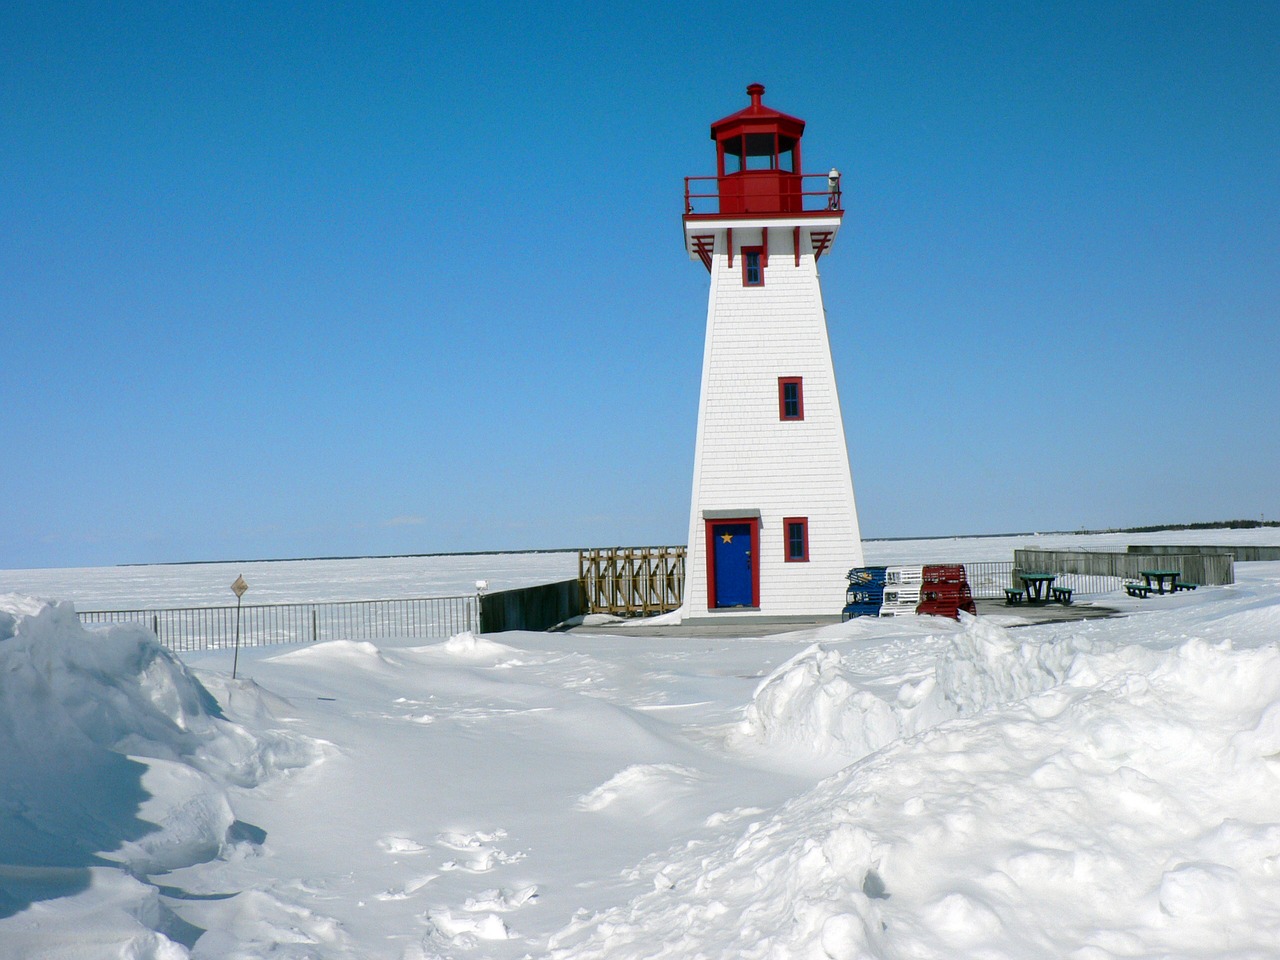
xmin=551 ymin=619 xmax=1280 ymax=959
xmin=733 ymin=616 xmax=1092 ymax=771
xmin=0 ymin=595 xmax=317 ymax=936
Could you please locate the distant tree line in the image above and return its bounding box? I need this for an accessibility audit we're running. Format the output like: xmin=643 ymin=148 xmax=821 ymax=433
xmin=1107 ymin=519 xmax=1279 ymax=534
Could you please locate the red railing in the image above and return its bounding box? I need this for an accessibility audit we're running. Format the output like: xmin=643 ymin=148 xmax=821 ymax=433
xmin=684 ymin=173 xmax=842 ymax=216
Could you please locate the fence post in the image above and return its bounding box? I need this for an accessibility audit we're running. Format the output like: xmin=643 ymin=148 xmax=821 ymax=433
xmin=311 ymin=608 xmax=318 ymax=643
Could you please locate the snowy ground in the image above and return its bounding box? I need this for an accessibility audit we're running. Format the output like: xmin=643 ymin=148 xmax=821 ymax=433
xmin=2 ymin=528 xmax=1279 ymax=958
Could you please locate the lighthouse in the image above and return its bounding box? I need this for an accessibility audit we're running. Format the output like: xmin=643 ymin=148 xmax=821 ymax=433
xmin=681 ymin=83 xmax=864 ymax=620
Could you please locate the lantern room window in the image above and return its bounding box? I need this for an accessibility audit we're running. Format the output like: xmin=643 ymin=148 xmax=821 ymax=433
xmin=778 ymin=138 xmax=796 ymax=172
xmin=721 ymin=133 xmax=800 ymax=173
xmin=744 ymin=133 xmax=774 ymax=170
xmin=742 ymin=247 xmax=764 ymax=286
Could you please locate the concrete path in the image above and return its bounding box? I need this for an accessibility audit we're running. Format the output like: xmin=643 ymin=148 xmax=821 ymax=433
xmin=564 ymin=598 xmax=1119 ymax=638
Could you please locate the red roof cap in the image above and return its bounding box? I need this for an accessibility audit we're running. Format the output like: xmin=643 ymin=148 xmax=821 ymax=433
xmin=710 ymin=83 xmax=806 ymax=140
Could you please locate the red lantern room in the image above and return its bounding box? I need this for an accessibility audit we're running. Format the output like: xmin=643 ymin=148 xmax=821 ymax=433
xmin=684 ymin=83 xmax=841 ymax=218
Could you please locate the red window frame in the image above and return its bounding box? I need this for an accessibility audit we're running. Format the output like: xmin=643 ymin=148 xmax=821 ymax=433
xmin=784 ymin=517 xmax=809 ymax=562
xmin=778 ymin=377 xmax=804 ymax=420
xmin=741 ymin=246 xmax=764 ymax=286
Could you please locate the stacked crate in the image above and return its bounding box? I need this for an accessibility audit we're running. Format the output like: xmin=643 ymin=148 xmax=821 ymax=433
xmin=917 ymin=564 xmax=977 ymax=619
xmin=842 ymin=566 xmax=887 ymax=619
xmin=878 ymin=566 xmax=924 ymax=617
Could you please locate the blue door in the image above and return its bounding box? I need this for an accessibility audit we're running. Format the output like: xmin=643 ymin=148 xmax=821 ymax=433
xmin=712 ymin=522 xmax=754 ymax=607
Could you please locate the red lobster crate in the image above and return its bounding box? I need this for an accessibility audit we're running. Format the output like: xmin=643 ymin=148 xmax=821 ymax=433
xmin=922 ymin=564 xmax=967 ymax=584
xmin=918 ymin=574 xmax=976 ymax=619
xmin=917 ymin=605 xmax=977 ymax=618
xmin=920 ymin=583 xmax=973 ymax=602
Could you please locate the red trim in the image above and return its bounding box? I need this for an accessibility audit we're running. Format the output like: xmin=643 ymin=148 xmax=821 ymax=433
xmin=793 ymin=225 xmax=801 ymax=267
xmin=704 ymin=517 xmax=760 ymax=609
xmin=810 ymin=230 xmax=834 ymax=261
xmin=690 ymin=234 xmax=715 ymax=272
xmin=761 ymin=227 xmax=769 ymax=268
xmin=742 ymin=246 xmax=764 ymax=286
xmin=682 ymin=208 xmax=844 ymax=223
xmin=727 ymin=227 xmax=733 ymax=268
xmin=778 ymin=376 xmax=804 ymax=420
xmin=784 ymin=517 xmax=809 ymax=562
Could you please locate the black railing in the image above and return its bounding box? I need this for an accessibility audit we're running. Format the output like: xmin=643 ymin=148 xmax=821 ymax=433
xmin=79 ymin=595 xmax=479 ymax=653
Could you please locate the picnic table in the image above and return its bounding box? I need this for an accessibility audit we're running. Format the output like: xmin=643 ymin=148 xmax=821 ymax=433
xmin=1019 ymin=572 xmax=1056 ymax=603
xmin=1139 ymin=570 xmax=1180 ymax=595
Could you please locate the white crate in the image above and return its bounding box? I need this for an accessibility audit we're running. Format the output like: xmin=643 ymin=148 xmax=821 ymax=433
xmin=885 ymin=566 xmax=924 ymax=585
xmin=878 ymin=604 xmax=918 ymax=618
xmin=882 ymin=586 xmax=921 ymax=606
xmin=880 ymin=583 xmax=921 ymax=619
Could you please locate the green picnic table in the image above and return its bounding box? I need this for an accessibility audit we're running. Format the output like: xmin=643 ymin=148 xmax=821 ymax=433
xmin=1140 ymin=570 xmax=1179 ymax=595
xmin=1019 ymin=572 xmax=1056 ymax=603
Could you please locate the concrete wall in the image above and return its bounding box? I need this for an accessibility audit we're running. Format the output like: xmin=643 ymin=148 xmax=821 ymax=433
xmin=683 ymin=224 xmax=863 ymax=619
xmin=479 ymin=579 xmax=585 ymax=633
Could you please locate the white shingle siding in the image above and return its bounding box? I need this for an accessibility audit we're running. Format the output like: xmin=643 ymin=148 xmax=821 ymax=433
xmin=684 ymin=225 xmax=864 ymax=618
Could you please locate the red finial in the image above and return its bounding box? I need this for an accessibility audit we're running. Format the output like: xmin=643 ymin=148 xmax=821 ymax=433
xmin=747 ymin=83 xmax=765 ymax=107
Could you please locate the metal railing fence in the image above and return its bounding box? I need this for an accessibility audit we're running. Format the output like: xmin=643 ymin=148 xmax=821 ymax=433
xmin=78 ymin=595 xmax=479 ymax=653
xmin=960 ymin=561 xmax=1120 ymax=600
xmin=961 ymin=562 xmax=1016 ymax=600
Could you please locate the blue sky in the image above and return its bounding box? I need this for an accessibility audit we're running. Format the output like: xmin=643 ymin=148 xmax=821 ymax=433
xmin=2 ymin=1 xmax=1277 ymax=569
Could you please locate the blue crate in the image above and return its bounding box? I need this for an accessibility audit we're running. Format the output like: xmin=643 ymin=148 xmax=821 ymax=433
xmin=846 ymin=567 xmax=887 ymax=586
xmin=842 ymin=601 xmax=883 ymax=620
xmin=846 ymin=567 xmax=887 ymax=608
xmin=847 ymin=566 xmax=887 ymax=583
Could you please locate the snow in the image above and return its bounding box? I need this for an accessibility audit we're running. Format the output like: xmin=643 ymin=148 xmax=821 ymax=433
xmin=2 ymin=529 xmax=1279 ymax=957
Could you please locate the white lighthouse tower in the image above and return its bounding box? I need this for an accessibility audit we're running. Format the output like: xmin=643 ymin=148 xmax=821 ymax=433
xmin=682 ymin=83 xmax=864 ymax=620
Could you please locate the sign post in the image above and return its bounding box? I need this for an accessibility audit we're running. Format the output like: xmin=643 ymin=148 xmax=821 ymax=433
xmin=231 ymin=575 xmax=248 ymax=680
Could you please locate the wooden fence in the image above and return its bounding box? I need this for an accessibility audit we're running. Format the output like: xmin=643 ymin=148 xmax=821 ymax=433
xmin=578 ymin=546 xmax=685 ymax=617
xmin=1014 ymin=548 xmax=1234 ymax=586
xmin=1128 ymin=544 xmax=1280 ymax=562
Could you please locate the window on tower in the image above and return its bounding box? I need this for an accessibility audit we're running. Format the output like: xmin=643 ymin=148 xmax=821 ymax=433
xmin=778 ymin=377 xmax=804 ymax=420
xmin=784 ymin=518 xmax=809 ymax=562
xmin=742 ymin=246 xmax=764 ymax=286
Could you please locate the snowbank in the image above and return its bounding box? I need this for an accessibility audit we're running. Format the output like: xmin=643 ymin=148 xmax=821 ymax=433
xmin=732 ymin=617 xmax=1094 ymax=771
xmin=419 ymin=630 xmax=523 ymax=661
xmin=0 ymin=596 xmax=318 ymax=949
xmin=551 ymin=622 xmax=1280 ymax=959
xmin=732 ymin=641 xmax=951 ymax=770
